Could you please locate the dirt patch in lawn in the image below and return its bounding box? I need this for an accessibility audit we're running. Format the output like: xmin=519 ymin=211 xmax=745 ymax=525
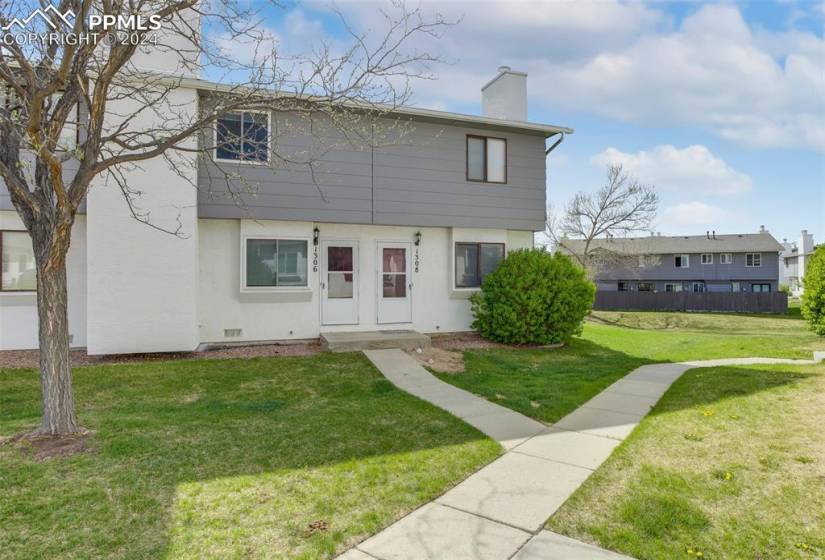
xmin=0 ymin=341 xmax=322 ymax=369
xmin=407 ymin=346 xmax=466 ymax=373
xmin=1 ymin=429 xmax=95 ymax=461
xmin=415 ymin=333 xmax=564 ymax=373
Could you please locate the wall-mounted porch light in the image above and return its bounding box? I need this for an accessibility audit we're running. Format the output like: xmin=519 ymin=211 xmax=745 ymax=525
xmin=313 ymin=226 xmax=320 ymax=246
xmin=414 ymin=231 xmax=422 ymax=246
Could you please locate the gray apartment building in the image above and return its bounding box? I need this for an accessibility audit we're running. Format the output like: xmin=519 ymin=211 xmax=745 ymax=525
xmin=561 ymin=230 xmax=784 ymax=294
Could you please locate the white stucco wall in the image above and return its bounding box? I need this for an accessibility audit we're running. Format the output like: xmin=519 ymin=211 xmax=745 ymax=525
xmin=86 ymin=86 xmax=200 ymax=355
xmin=0 ymin=211 xmax=87 ymax=350
xmin=198 ymin=219 xmax=534 ymax=344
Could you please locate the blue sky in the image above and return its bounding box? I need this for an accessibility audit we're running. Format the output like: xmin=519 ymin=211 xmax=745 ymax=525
xmin=224 ymin=0 xmax=825 ymax=245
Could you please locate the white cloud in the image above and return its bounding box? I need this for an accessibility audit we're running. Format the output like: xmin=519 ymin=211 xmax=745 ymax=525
xmin=305 ymin=1 xmax=824 ymax=151
xmin=660 ymin=201 xmax=733 ymax=229
xmin=591 ymin=145 xmax=753 ymax=195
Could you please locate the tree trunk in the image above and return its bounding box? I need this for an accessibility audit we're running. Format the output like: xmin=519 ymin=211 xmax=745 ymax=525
xmin=34 ymin=255 xmax=79 ymax=436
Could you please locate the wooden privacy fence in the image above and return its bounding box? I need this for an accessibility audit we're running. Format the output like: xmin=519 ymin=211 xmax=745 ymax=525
xmin=594 ymin=291 xmax=788 ymax=314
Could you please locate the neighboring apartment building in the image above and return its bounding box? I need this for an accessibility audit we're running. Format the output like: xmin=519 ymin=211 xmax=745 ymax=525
xmin=561 ymin=229 xmax=784 ymax=294
xmin=0 ymin=65 xmax=571 ymax=353
xmin=779 ymin=230 xmax=816 ymax=297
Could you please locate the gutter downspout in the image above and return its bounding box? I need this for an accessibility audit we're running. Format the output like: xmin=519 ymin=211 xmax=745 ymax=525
xmin=545 ymin=132 xmax=565 ymax=155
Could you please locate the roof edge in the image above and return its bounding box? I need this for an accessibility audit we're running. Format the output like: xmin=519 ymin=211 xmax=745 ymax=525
xmin=171 ymin=75 xmax=573 ymax=137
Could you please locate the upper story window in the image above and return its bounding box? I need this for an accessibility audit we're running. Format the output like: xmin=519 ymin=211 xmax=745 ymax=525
xmin=216 ymin=111 xmax=270 ymax=163
xmin=455 ymin=242 xmax=505 ymax=288
xmin=244 ymin=238 xmax=308 ymax=289
xmin=720 ymin=253 xmax=732 ymax=264
xmin=746 ymin=253 xmax=762 ymax=267
xmin=1 ymin=230 xmax=36 ymax=292
xmin=701 ymin=253 xmax=713 ymax=265
xmin=466 ymin=135 xmax=507 ymax=183
xmin=675 ymin=254 xmax=689 ymax=268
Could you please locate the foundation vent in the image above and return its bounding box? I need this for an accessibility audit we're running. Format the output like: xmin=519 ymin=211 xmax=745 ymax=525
xmin=224 ymin=328 xmax=242 ymax=338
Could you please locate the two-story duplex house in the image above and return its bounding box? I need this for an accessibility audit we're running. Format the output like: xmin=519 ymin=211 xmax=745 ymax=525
xmin=562 ymin=229 xmax=784 ymax=294
xmin=0 ymin=67 xmax=571 ymax=353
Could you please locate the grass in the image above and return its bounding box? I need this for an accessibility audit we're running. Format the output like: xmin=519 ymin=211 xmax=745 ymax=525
xmin=0 ymin=353 xmax=500 ymax=559
xmin=547 ymin=361 xmax=825 ymax=560
xmin=434 ymin=339 xmax=649 ymax=424
xmin=585 ymin=310 xmax=824 ymax=361
xmin=435 ymin=310 xmax=824 ymax=424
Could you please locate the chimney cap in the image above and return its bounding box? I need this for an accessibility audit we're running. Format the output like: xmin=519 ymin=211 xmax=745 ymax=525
xmin=498 ymin=65 xmax=512 ymax=73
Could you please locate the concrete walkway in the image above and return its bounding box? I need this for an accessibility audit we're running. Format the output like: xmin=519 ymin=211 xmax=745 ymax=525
xmin=338 ymin=349 xmax=825 ymax=560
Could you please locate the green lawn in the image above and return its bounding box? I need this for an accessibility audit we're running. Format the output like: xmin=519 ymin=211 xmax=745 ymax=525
xmin=435 ymin=339 xmax=649 ymax=424
xmin=0 ymin=353 xmax=500 ymax=559
xmin=436 ymin=311 xmax=824 ymax=424
xmin=585 ymin=310 xmax=824 ymax=361
xmin=547 ymin=361 xmax=825 ymax=560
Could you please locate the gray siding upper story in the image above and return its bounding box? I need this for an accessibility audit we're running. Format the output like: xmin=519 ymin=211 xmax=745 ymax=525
xmin=593 ymin=252 xmax=780 ymax=283
xmin=2 ymin=102 xmax=554 ymax=231
xmin=197 ymin=111 xmax=549 ymax=231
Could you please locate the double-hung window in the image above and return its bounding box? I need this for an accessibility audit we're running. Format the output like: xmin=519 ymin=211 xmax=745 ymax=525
xmin=455 ymin=242 xmax=505 ymax=288
xmin=692 ymin=282 xmax=706 ymax=293
xmin=675 ymin=254 xmax=689 ymax=268
xmin=216 ymin=111 xmax=270 ymax=163
xmin=720 ymin=253 xmax=732 ymax=264
xmin=1 ymin=230 xmax=36 ymax=291
xmin=244 ymin=238 xmax=308 ymax=289
xmin=466 ymin=135 xmax=507 ymax=183
xmin=746 ymin=253 xmax=761 ymax=267
xmin=701 ymin=253 xmax=713 ymax=265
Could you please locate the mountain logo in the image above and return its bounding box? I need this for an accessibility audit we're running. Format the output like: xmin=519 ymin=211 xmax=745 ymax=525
xmin=2 ymin=5 xmax=76 ymax=32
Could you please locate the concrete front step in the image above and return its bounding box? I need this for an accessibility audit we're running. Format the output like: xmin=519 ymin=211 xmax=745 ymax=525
xmin=321 ymin=330 xmax=431 ymax=353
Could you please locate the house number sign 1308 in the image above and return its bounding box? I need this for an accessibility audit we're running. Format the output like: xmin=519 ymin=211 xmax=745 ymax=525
xmin=414 ymin=247 xmax=420 ymax=273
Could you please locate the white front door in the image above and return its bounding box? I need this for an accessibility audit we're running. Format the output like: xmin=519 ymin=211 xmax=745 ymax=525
xmin=377 ymin=242 xmax=412 ymax=324
xmin=321 ymin=241 xmax=358 ymax=325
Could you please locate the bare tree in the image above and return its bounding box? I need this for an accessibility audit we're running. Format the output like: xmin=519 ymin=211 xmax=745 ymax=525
xmin=548 ymin=164 xmax=659 ymax=276
xmin=0 ymin=0 xmax=451 ymax=436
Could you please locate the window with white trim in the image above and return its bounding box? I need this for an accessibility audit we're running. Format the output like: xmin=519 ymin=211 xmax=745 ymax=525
xmin=675 ymin=254 xmax=689 ymax=268
xmin=692 ymin=282 xmax=706 ymax=293
xmin=745 ymin=253 xmax=762 ymax=267
xmin=751 ymin=283 xmax=771 ymax=293
xmin=701 ymin=253 xmax=713 ymax=264
xmin=466 ymin=135 xmax=507 ymax=183
xmin=618 ymin=281 xmax=629 ymax=292
xmin=665 ymin=283 xmax=682 ymax=292
xmin=244 ymin=239 xmax=308 ymax=288
xmin=1 ymin=230 xmax=36 ymax=291
xmin=637 ymin=282 xmax=655 ymax=292
xmin=455 ymin=242 xmax=505 ymax=288
xmin=720 ymin=253 xmax=732 ymax=264
xmin=216 ymin=111 xmax=270 ymax=163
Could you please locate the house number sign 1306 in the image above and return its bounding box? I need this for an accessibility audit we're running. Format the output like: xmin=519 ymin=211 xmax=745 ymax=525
xmin=414 ymin=248 xmax=420 ymax=273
